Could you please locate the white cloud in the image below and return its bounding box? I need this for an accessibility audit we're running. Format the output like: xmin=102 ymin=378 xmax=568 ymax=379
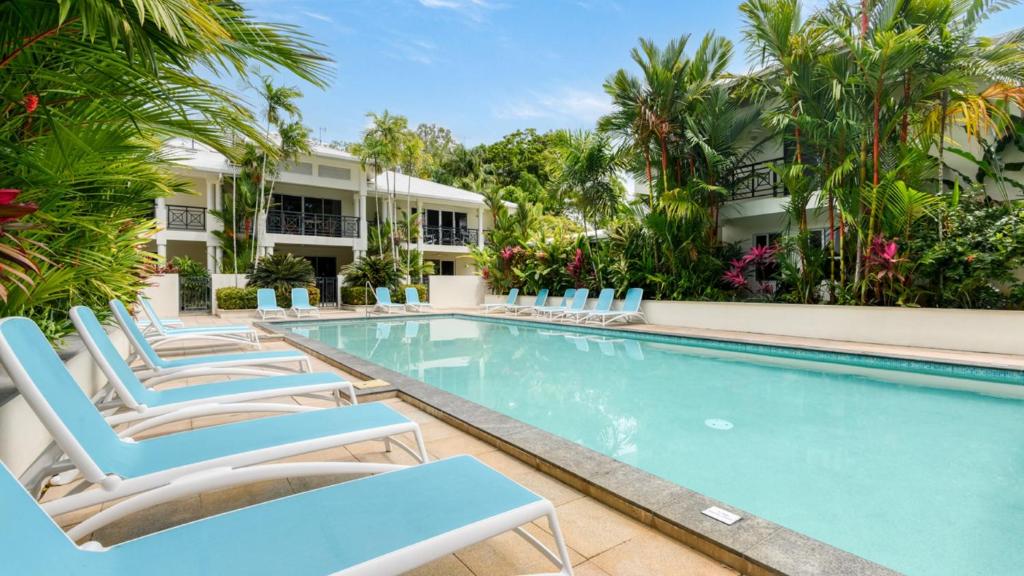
xmin=301 ymin=11 xmax=333 ymax=23
xmin=495 ymin=87 xmax=613 ymax=124
xmin=416 ymin=0 xmax=496 ymax=23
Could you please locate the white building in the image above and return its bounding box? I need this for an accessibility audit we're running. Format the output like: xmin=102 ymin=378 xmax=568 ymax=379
xmin=153 ymin=139 xmax=500 ymax=303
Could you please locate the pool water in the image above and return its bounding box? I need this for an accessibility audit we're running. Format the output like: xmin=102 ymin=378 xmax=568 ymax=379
xmin=290 ymin=316 xmax=1024 ymax=575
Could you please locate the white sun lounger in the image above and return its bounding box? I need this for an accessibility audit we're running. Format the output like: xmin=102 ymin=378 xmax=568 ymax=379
xmin=481 ymin=288 xmax=519 ymax=313
xmin=0 ymin=316 xmax=428 ymax=522
xmin=72 ymin=306 xmax=357 ymax=425
xmin=110 ymin=299 xmax=312 ymax=385
xmin=534 ymin=289 xmax=576 ymax=318
xmin=290 ymin=287 xmax=321 ymax=318
xmin=0 ymin=455 xmax=573 ymax=575
xmin=136 ymin=297 xmax=259 ymax=348
xmin=545 ymin=289 xmax=589 ymax=320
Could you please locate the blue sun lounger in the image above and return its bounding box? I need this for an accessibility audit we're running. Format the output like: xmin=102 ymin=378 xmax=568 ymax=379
xmin=582 ymin=287 xmax=647 ymax=325
xmin=290 ymin=287 xmax=321 ymax=318
xmin=404 ymin=287 xmax=433 ymax=312
xmin=564 ymin=288 xmax=613 ymax=323
xmin=0 ymin=454 xmax=574 ymax=575
xmin=534 ymin=289 xmax=576 ymax=318
xmin=0 ymin=316 xmax=429 ymax=522
xmin=111 ymin=299 xmax=311 ymax=385
xmin=543 ymin=289 xmax=589 ymax=320
xmin=373 ymin=287 xmax=406 ymax=314
xmin=507 ymin=288 xmax=549 ymax=316
xmin=137 ymin=297 xmax=258 ymax=348
xmin=481 ymin=288 xmax=519 ymax=313
xmin=72 ymin=306 xmax=357 ymax=425
xmin=257 ymin=289 xmax=287 ymax=319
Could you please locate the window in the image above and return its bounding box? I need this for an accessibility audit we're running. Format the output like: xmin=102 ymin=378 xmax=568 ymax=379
xmin=285 ymin=162 xmax=313 ymax=175
xmin=317 ymin=165 xmax=352 ymax=180
xmin=753 ymin=232 xmax=781 ymax=248
xmin=752 ymin=232 xmax=781 ymax=282
xmin=425 ymin=209 xmax=468 ymax=229
xmin=427 ymin=259 xmax=455 ymax=276
xmin=809 ymin=228 xmax=839 ymax=254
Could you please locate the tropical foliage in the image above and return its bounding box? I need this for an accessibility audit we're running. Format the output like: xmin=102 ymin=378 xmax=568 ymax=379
xmin=0 ymin=0 xmax=329 ymax=338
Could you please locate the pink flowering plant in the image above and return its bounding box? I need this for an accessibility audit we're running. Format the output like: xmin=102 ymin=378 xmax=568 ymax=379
xmin=722 ymin=244 xmax=777 ymax=299
xmin=864 ymin=235 xmax=911 ymax=305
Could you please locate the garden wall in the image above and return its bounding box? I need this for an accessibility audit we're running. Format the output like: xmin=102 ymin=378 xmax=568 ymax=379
xmin=429 ymin=275 xmax=486 ymax=308
xmin=0 ymin=328 xmax=129 ymax=480
xmin=484 ymin=294 xmax=1024 ymax=356
xmin=142 ymin=273 xmax=179 ymax=317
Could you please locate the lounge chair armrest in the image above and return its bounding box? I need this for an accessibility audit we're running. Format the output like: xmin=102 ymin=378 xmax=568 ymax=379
xmin=67 ymin=461 xmax=407 ymax=543
xmin=118 ymin=402 xmax=318 ymax=438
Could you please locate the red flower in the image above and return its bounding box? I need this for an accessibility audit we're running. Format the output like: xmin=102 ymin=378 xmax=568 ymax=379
xmin=0 ymin=189 xmax=20 ymax=205
xmin=966 ymin=254 xmax=976 ymax=264
xmin=722 ymin=268 xmax=747 ymax=288
xmin=24 ymin=94 xmax=38 ymax=114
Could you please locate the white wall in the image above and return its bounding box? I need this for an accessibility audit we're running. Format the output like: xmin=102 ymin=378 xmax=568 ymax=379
xmin=484 ymin=295 xmax=1024 ymax=355
xmin=0 ymin=329 xmax=129 ymax=477
xmin=429 ymin=275 xmax=486 ymax=308
xmin=142 ymin=273 xmax=179 ymax=317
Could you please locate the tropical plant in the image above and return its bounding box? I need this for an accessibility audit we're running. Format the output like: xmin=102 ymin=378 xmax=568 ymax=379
xmin=247 ymin=253 xmax=315 ymax=293
xmin=341 ymin=253 xmax=405 ymax=291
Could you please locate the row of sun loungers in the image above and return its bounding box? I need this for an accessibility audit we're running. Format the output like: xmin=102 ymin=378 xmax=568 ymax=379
xmin=483 ymin=287 xmax=646 ymax=326
xmin=0 ymin=299 xmax=574 ymax=575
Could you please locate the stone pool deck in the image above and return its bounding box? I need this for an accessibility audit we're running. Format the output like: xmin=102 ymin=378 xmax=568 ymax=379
xmin=42 ymin=334 xmax=737 ymax=576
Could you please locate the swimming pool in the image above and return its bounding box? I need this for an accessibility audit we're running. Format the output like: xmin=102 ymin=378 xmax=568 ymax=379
xmin=288 ymin=315 xmax=1024 ymax=576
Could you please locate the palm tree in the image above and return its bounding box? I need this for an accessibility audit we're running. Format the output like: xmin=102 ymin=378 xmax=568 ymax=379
xmin=553 ymin=130 xmax=624 ymax=285
xmin=353 ymin=110 xmax=410 ymax=265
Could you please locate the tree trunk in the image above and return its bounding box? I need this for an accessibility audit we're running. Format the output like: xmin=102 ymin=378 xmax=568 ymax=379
xmin=644 ymin=149 xmax=653 ymax=209
xmin=659 ymin=132 xmax=669 ymax=196
xmin=900 ymin=71 xmax=911 ymax=143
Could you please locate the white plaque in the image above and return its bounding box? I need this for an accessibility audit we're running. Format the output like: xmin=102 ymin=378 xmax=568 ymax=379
xmin=702 ymin=506 xmax=741 ymax=525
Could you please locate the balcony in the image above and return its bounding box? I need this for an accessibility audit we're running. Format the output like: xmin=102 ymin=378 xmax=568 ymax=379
xmin=423 ymin=226 xmax=479 ymax=247
xmin=166 ymin=205 xmax=207 ymax=231
xmin=267 ymin=210 xmax=360 ymax=238
xmin=725 ymin=158 xmax=788 ymax=201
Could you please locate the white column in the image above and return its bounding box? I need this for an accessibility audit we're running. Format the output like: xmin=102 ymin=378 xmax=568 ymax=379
xmin=155 ymin=197 xmax=166 ymax=227
xmin=358 ymin=177 xmax=368 ymax=251
xmin=214 ymin=179 xmax=223 ymax=211
xmin=156 ymin=237 xmax=167 ymax=259
xmin=476 ymin=207 xmax=484 ymax=248
xmin=417 ymin=200 xmax=424 ymax=253
xmin=206 ymin=242 xmax=217 ymax=273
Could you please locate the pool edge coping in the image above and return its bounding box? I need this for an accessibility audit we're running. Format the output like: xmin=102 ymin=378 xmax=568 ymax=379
xmin=259 ymin=315 xmax=905 ymax=576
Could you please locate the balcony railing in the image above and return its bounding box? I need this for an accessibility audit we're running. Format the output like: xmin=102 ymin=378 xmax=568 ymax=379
xmin=725 ymin=158 xmax=788 ymax=200
xmin=266 ymin=210 xmax=360 ymax=238
xmin=166 ymin=205 xmax=207 ymax=231
xmin=423 ymin=226 xmax=479 ymax=247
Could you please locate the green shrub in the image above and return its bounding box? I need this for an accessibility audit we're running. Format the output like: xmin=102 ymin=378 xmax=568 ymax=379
xmin=217 ymin=287 xmax=257 ymax=309
xmin=217 ymin=285 xmax=320 ymax=309
xmin=342 ymin=286 xmax=373 ymax=305
xmin=394 ymin=284 xmax=427 ymax=304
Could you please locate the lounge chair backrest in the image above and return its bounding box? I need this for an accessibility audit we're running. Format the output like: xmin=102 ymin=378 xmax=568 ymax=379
xmin=0 ymin=461 xmax=82 ymax=572
xmin=569 ymin=288 xmax=589 ymax=310
xmin=594 ymin=288 xmax=615 ymax=312
xmin=139 ymin=297 xmax=167 ymax=333
xmin=559 ymin=289 xmax=576 ymax=307
xmin=506 ymin=288 xmax=520 ymax=304
xmin=71 ymin=306 xmax=158 ymax=410
xmin=533 ymin=288 xmax=549 ymax=307
xmin=257 ymin=288 xmax=278 ymax=309
xmin=0 ymin=318 xmax=123 ymax=483
xmin=375 ymin=287 xmax=393 ymax=305
xmin=291 ymin=287 xmax=311 ymax=308
xmin=109 ymin=299 xmax=165 ymax=369
xmin=405 ymin=287 xmax=420 ymax=305
xmin=623 ymin=287 xmax=644 ymax=312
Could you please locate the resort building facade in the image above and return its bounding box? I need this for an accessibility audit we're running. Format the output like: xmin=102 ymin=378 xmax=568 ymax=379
xmin=154 ymin=138 xmax=496 ymax=287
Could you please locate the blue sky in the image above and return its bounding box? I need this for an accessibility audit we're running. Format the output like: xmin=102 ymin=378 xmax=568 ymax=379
xmin=241 ymin=0 xmax=1024 ymax=147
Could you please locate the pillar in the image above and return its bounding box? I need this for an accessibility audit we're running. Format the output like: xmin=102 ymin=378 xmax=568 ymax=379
xmin=417 ymin=200 xmax=424 ymax=252
xmin=155 ymin=197 xmax=166 ymax=226
xmin=156 ymin=237 xmax=167 ymax=259
xmin=358 ymin=176 xmax=368 ymax=252
xmin=476 ymin=206 xmax=484 ymax=248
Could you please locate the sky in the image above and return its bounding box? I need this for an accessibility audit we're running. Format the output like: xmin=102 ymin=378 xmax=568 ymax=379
xmin=240 ymin=0 xmax=1024 ymax=148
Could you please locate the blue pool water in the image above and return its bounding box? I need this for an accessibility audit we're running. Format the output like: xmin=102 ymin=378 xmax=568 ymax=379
xmin=290 ymin=316 xmax=1024 ymax=575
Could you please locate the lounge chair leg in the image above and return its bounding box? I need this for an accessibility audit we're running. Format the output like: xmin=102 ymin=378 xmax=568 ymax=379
xmin=50 ymin=469 xmax=80 ymax=486
xmin=383 ymin=437 xmax=392 ymax=453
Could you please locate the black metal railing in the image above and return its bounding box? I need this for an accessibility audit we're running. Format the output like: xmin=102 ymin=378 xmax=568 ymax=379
xmin=180 ymin=276 xmax=211 ymax=312
xmin=725 ymin=158 xmax=788 ymax=200
xmin=422 ymin=226 xmax=479 ymax=246
xmin=166 ymin=205 xmax=207 ymax=231
xmin=315 ymin=276 xmax=338 ymax=307
xmin=266 ymin=210 xmax=360 ymax=238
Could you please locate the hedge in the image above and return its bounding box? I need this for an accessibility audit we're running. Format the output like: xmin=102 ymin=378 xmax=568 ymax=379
xmin=217 ymin=285 xmax=320 ymax=310
xmin=342 ymin=286 xmax=373 ymax=305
